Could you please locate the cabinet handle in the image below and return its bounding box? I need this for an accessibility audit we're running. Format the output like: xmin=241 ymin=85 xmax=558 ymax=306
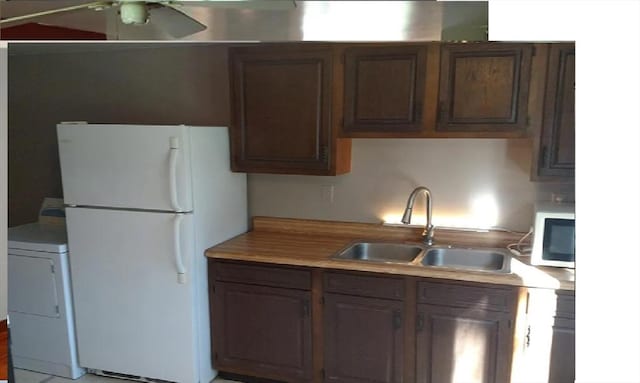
xmin=301 ymin=299 xmax=310 ymax=318
xmin=416 ymin=312 xmax=425 ymax=332
xmin=392 ymin=310 xmax=402 ymax=330
xmin=540 ymin=145 xmax=548 ymax=168
xmin=437 ymin=102 xmax=445 ymax=123
xmin=320 ymin=145 xmax=329 ymax=162
xmin=415 ymin=103 xmax=423 ymax=122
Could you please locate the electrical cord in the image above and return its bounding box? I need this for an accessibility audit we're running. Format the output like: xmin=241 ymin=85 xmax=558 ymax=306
xmin=507 ymin=227 xmax=533 ymax=257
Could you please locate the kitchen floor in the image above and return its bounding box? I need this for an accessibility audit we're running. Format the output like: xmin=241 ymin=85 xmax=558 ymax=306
xmin=13 ymin=369 xmax=243 ymax=383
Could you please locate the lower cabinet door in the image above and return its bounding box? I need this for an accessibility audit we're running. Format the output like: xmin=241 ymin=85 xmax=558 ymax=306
xmin=212 ymin=282 xmax=312 ymax=382
xmin=519 ymin=317 xmax=575 ymax=383
xmin=416 ymin=304 xmax=513 ymax=383
xmin=324 ymin=293 xmax=404 ymax=383
xmin=547 ymin=317 xmax=575 ymax=383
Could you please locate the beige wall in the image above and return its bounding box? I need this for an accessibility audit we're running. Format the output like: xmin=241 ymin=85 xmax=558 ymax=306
xmin=249 ymin=138 xmax=545 ymax=232
xmin=8 ymin=44 xmax=230 ymax=226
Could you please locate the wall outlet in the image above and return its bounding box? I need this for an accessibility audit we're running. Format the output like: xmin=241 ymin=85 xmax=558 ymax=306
xmin=321 ymin=185 xmax=335 ymax=204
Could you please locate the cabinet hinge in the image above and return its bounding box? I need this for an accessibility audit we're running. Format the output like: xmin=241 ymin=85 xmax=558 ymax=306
xmin=55 ymin=305 xmax=60 ymax=315
xmin=214 ymin=352 xmax=218 ymax=361
xmin=532 ymin=46 xmax=537 ymax=56
xmin=51 ymin=264 xmax=55 ymax=274
xmin=525 ymin=325 xmax=531 ymax=348
xmin=301 ymin=299 xmax=310 ymax=318
xmin=211 ymin=284 xmax=215 ymax=294
xmin=508 ymin=319 xmax=512 ymax=329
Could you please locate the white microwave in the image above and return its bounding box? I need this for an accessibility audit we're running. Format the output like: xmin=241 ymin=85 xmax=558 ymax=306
xmin=531 ymin=202 xmax=575 ymax=268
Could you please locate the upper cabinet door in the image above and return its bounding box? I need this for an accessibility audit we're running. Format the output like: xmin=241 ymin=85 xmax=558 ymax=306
xmin=437 ymin=43 xmax=533 ymax=135
xmin=229 ymin=45 xmax=350 ymax=175
xmin=535 ymin=43 xmax=575 ymax=180
xmin=342 ymin=45 xmax=428 ymax=136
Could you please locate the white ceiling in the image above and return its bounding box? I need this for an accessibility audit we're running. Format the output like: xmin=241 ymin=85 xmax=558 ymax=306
xmin=1 ymin=1 xmax=488 ymax=42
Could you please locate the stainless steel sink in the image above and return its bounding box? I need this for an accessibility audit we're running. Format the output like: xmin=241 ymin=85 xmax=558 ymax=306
xmin=419 ymin=247 xmax=511 ymax=273
xmin=332 ymin=242 xmax=425 ymax=263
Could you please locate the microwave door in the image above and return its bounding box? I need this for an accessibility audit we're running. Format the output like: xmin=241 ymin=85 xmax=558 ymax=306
xmin=542 ymin=218 xmax=575 ymax=263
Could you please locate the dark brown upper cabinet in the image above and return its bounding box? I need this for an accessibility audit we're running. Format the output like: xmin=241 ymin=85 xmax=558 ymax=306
xmin=437 ymin=43 xmax=533 ymax=137
xmin=342 ymin=44 xmax=432 ymax=137
xmin=229 ymin=44 xmax=351 ymax=175
xmin=533 ymin=43 xmax=575 ymax=181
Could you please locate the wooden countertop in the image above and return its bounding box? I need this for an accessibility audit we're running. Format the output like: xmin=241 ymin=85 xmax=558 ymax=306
xmin=205 ymin=217 xmax=575 ymax=291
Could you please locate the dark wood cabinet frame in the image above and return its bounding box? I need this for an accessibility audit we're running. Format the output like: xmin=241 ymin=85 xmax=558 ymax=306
xmin=208 ymin=260 xmax=564 ymax=383
xmin=531 ymin=43 xmax=575 ymax=181
xmin=437 ymin=43 xmax=533 ymax=136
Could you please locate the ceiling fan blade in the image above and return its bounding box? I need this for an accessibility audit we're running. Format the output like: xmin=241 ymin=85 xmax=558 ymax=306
xmin=0 ymin=1 xmax=111 ymax=25
xmin=147 ymin=3 xmax=206 ymax=38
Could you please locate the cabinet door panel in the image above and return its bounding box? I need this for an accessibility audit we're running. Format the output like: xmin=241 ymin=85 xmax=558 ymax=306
xmin=324 ymin=294 xmax=403 ymax=383
xmin=343 ymin=45 xmax=427 ymax=134
xmin=212 ymin=282 xmax=312 ymax=382
xmin=518 ymin=290 xmax=575 ymax=383
xmin=230 ymin=46 xmax=333 ymax=174
xmin=548 ymin=317 xmax=575 ymax=383
xmin=537 ymin=44 xmax=575 ymax=178
xmin=416 ymin=304 xmax=512 ymax=383
xmin=438 ymin=43 xmax=532 ymax=134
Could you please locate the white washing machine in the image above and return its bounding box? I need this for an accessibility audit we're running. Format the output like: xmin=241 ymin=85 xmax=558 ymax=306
xmin=8 ymin=222 xmax=85 ymax=379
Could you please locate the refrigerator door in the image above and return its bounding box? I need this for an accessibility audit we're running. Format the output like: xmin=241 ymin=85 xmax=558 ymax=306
xmin=66 ymin=207 xmax=198 ymax=383
xmin=57 ymin=124 xmax=193 ymax=212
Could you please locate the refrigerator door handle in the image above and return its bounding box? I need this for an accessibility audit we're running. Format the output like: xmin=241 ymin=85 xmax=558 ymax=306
xmin=169 ymin=137 xmax=182 ymax=212
xmin=174 ymin=213 xmax=186 ymax=284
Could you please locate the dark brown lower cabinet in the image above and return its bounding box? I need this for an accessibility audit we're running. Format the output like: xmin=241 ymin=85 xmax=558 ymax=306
xmin=415 ymin=304 xmax=513 ymax=383
xmin=209 ymin=260 xmax=574 ymax=383
xmin=547 ymin=317 xmax=575 ymax=382
xmin=324 ymin=293 xmax=404 ymax=383
xmin=212 ymin=281 xmax=313 ymax=382
xmin=516 ymin=289 xmax=575 ymax=383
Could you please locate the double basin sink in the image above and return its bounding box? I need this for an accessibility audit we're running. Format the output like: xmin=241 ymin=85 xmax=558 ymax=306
xmin=332 ymin=241 xmax=511 ymax=273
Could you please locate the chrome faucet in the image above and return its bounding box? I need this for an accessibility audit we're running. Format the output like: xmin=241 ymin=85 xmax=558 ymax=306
xmin=401 ymin=186 xmax=435 ymax=246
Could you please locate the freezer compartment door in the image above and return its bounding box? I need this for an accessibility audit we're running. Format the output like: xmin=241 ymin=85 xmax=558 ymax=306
xmin=66 ymin=207 xmax=198 ymax=383
xmin=57 ymin=124 xmax=193 ymax=211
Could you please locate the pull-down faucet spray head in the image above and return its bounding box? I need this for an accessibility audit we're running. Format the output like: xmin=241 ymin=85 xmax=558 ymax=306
xmin=401 ymin=186 xmax=435 ymax=246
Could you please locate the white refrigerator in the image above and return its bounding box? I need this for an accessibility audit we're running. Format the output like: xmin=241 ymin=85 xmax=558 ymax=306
xmin=57 ymin=123 xmax=247 ymax=383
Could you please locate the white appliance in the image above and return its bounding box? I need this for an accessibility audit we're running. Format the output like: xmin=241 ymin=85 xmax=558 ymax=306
xmin=531 ymin=202 xmax=575 ymax=268
xmin=57 ymin=123 xmax=247 ymax=383
xmin=8 ymin=222 xmax=85 ymax=379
